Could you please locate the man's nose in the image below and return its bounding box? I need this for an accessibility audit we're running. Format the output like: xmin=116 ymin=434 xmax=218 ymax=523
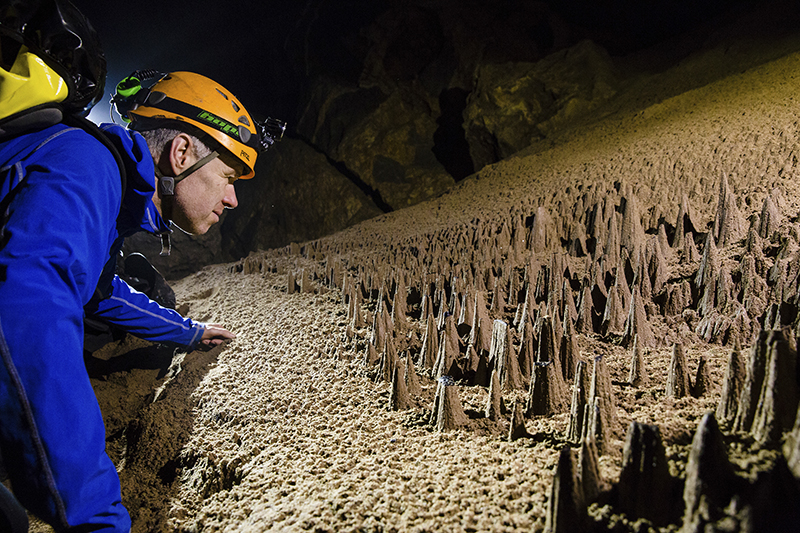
xmin=223 ymin=183 xmax=238 ymax=209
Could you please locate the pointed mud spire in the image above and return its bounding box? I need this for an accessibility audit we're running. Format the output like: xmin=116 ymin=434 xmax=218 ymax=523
xmin=536 ymin=315 xmax=563 ymax=381
xmin=682 ymin=413 xmax=738 ymax=531
xmin=578 ymin=436 xmax=604 ymax=504
xmin=370 ymin=289 xmax=394 ymax=353
xmin=559 ymin=316 xmax=579 ymax=383
xmin=620 ymin=187 xmax=646 ymax=259
xmin=434 ymin=315 xmax=462 ymax=380
xmin=531 ymin=206 xmax=553 ymax=254
xmin=741 ymin=253 xmax=768 ymax=320
xmin=561 ymin=279 xmax=578 ymax=327
xmin=584 ymin=356 xmax=617 ymax=453
xmin=673 ymin=194 xmax=698 ymax=251
xmin=621 ymin=286 xmax=654 ymax=348
xmin=627 ymin=335 xmax=645 ymax=387
xmin=544 ymin=447 xmax=588 ymax=533
xmin=464 ymin=341 xmax=489 ymax=387
xmin=713 ymin=171 xmax=746 ymax=247
xmin=734 ymin=330 xmax=771 ymax=434
xmin=432 ymin=378 xmax=469 ymax=432
xmin=616 ymin=422 xmax=675 ymax=526
xmin=665 ymin=343 xmax=691 ymax=399
xmin=691 ymin=356 xmax=712 ymax=398
xmin=405 ymin=351 xmax=422 ymax=396
xmin=696 ymin=232 xmax=718 ymax=291
xmin=528 ymin=318 xmax=568 ymax=418
xmin=389 ymin=358 xmax=410 ymax=411
xmin=458 ymin=289 xmax=472 ymax=330
xmin=664 ymin=279 xmax=692 ymax=316
xmin=419 ymin=303 xmax=438 ymax=370
xmin=683 ymin=232 xmax=700 ymax=263
xmin=490 ymin=277 xmax=506 ymax=315
xmin=646 ymin=235 xmax=669 ymax=296
xmin=391 ymin=277 xmax=408 ymax=330
xmin=485 ymin=368 xmax=506 ymax=420
xmin=758 ymin=190 xmax=782 ymax=239
xmin=575 ymin=281 xmax=596 ymax=335
xmin=350 ymin=281 xmax=366 ymax=329
xmin=490 ymin=319 xmax=525 ymax=390
xmin=716 ymin=340 xmax=746 ymax=427
xmin=363 ymin=342 xmax=380 ymax=367
xmin=470 ymin=291 xmax=493 ymax=354
xmin=508 ymin=398 xmax=530 ymax=441
xmin=600 ymin=264 xmax=627 ymax=337
xmin=518 ymin=314 xmax=536 ymax=384
xmin=566 ymin=360 xmax=589 ymax=443
xmin=785 ymin=407 xmax=800 ymax=477
xmin=435 ymin=285 xmax=450 ymax=330
xmin=657 ymin=222 xmax=672 ymax=261
xmin=605 ymin=207 xmax=621 ymax=268
xmin=751 ymin=330 xmax=799 ymax=445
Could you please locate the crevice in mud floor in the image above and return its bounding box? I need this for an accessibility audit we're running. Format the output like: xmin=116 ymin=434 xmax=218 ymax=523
xmin=89 ymin=337 xmax=227 ymax=533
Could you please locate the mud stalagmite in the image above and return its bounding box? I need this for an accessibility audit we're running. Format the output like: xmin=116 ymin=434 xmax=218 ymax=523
xmin=434 ymin=314 xmax=462 ymax=380
xmin=682 ymin=413 xmax=737 ymax=532
xmin=716 ymin=341 xmax=746 ymax=426
xmin=489 ymin=319 xmax=524 ymax=390
xmin=566 ymin=360 xmax=589 ymax=443
xmin=485 ymin=368 xmax=505 ymax=421
xmin=432 ymin=378 xmax=469 ymax=431
xmin=419 ymin=303 xmax=438 ymax=369
xmin=616 ymin=422 xmax=676 ymax=526
xmin=389 ymin=358 xmax=409 ymax=410
xmin=508 ymin=398 xmax=530 ymax=441
xmin=734 ymin=331 xmax=773 ymax=434
xmin=691 ymin=356 xmax=712 ymax=398
xmin=665 ymin=343 xmax=691 ymax=399
xmin=751 ymin=330 xmax=799 ymax=445
xmin=621 ymin=286 xmax=654 ymax=348
xmin=627 ymin=334 xmax=645 ymax=387
xmin=578 ymin=437 xmax=604 ymax=503
xmin=544 ymin=447 xmax=587 ymax=533
xmin=585 ymin=355 xmax=617 ymax=450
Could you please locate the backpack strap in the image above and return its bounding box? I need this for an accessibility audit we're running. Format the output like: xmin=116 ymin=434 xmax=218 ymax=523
xmin=0 ymin=108 xmax=127 ymax=213
xmin=62 ymin=114 xmax=127 ymax=205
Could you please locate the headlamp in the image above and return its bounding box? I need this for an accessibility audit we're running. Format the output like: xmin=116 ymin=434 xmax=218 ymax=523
xmin=256 ymin=117 xmax=286 ymax=153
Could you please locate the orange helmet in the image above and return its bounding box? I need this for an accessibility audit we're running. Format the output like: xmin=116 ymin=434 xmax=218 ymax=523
xmin=113 ymin=71 xmax=285 ymax=179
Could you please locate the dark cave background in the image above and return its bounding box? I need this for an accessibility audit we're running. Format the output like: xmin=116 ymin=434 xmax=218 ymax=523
xmin=71 ymin=0 xmax=780 ymax=278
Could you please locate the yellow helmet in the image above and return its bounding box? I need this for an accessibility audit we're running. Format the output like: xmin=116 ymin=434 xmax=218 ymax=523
xmin=0 ymin=0 xmax=107 ymax=120
xmin=116 ymin=71 xmax=284 ymax=179
xmin=0 ymin=46 xmax=68 ymax=121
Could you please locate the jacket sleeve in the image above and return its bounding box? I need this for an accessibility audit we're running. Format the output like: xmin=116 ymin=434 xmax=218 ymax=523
xmin=87 ymin=275 xmax=205 ymax=349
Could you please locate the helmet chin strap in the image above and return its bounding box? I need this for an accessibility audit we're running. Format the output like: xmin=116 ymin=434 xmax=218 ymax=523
xmin=154 ymin=149 xmax=219 ymax=256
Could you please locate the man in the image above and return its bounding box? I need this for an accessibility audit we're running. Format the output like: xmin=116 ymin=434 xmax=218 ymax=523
xmin=0 ymin=1 xmax=282 ymax=530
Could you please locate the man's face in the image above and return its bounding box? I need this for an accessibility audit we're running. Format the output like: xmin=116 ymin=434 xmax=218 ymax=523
xmin=170 ymin=155 xmax=239 ymax=235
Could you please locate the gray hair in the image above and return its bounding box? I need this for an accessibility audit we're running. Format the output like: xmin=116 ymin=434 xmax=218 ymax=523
xmin=138 ymin=128 xmax=213 ymax=162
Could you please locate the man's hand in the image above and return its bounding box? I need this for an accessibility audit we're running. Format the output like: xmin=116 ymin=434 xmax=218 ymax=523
xmin=198 ymin=323 xmax=236 ymax=349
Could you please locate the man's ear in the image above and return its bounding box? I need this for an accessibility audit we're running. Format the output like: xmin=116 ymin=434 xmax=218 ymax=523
xmin=166 ymin=133 xmax=195 ymax=176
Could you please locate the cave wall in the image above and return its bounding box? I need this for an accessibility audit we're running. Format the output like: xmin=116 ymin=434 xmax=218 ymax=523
xmin=128 ymin=0 xmax=761 ymax=278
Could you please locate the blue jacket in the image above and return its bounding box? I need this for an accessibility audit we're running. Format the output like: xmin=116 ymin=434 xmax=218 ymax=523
xmin=0 ymin=122 xmax=204 ymax=531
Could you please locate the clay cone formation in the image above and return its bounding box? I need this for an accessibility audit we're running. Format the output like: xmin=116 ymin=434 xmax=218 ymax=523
xmin=615 ymin=422 xmax=676 ymax=526
xmin=432 ymin=378 xmax=469 ymax=431
xmin=665 ymin=343 xmax=691 ymax=399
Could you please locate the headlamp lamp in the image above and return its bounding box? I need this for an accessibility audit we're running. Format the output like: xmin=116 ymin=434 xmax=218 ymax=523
xmin=256 ymin=117 xmax=286 ymax=153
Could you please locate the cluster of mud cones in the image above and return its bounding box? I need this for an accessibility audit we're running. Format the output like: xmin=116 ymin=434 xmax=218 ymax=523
xmin=231 ymin=173 xmax=800 ymax=531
